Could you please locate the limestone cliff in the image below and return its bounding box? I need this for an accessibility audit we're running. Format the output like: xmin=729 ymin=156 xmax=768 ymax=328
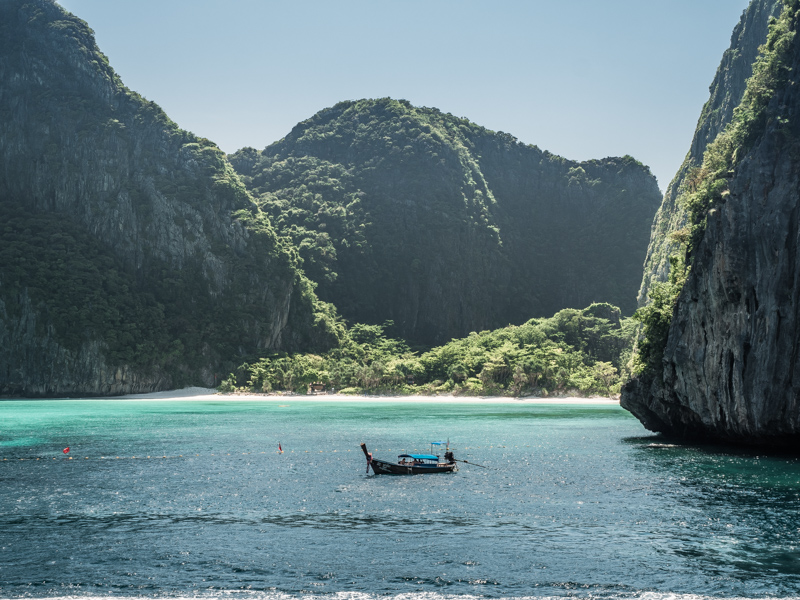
xmin=623 ymin=0 xmax=800 ymax=447
xmin=0 ymin=0 xmax=339 ymax=396
xmin=638 ymin=0 xmax=781 ymax=306
xmin=232 ymin=99 xmax=661 ymax=346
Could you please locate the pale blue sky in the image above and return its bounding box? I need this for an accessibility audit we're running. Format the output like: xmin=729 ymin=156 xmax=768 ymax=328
xmin=58 ymin=0 xmax=752 ymax=191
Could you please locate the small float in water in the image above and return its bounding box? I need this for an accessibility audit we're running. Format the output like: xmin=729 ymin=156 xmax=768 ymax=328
xmin=360 ymin=441 xmax=458 ymax=475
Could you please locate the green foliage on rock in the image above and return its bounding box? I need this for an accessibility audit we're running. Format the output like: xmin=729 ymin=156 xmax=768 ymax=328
xmin=633 ymin=0 xmax=800 ymax=380
xmin=632 ymin=256 xmax=687 ymax=374
xmin=222 ymin=303 xmax=636 ymax=398
xmin=0 ymin=0 xmax=342 ymax=394
xmin=637 ymin=0 xmax=782 ymax=307
xmin=0 ymin=203 xmax=172 ymax=369
xmin=682 ymin=0 xmax=798 ymax=260
xmin=230 ymin=99 xmax=661 ymax=346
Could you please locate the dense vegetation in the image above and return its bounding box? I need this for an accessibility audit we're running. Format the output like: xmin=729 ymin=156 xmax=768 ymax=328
xmin=0 ymin=201 xmax=342 ymax=384
xmin=231 ymin=99 xmax=661 ymax=346
xmin=0 ymin=0 xmax=659 ymax=396
xmin=0 ymin=202 xmax=172 ymax=370
xmin=0 ymin=0 xmax=341 ymax=393
xmin=220 ymin=303 xmax=636 ymax=397
xmin=633 ymin=0 xmax=800 ymax=377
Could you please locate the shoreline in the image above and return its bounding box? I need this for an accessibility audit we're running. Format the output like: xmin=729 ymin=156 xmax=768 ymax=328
xmin=116 ymin=387 xmax=619 ymax=404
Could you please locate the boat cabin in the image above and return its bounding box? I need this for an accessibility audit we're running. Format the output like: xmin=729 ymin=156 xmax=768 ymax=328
xmin=397 ymin=453 xmax=440 ymax=466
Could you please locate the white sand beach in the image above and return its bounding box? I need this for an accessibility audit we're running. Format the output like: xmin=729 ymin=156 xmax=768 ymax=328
xmin=120 ymin=387 xmax=619 ymax=404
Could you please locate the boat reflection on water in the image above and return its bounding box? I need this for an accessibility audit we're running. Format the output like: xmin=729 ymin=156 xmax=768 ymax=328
xmin=361 ymin=441 xmax=457 ymax=475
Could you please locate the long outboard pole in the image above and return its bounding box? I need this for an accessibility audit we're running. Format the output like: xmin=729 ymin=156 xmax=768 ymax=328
xmin=455 ymin=459 xmax=490 ymax=468
xmin=360 ymin=443 xmax=373 ymax=474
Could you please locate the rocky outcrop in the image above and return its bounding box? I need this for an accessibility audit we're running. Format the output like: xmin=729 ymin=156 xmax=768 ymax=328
xmin=638 ymin=0 xmax=781 ymax=306
xmin=622 ymin=0 xmax=800 ymax=447
xmin=232 ymin=99 xmax=661 ymax=346
xmin=0 ymin=0 xmax=337 ymax=396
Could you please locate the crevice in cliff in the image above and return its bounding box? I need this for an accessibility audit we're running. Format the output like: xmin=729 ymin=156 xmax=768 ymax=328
xmin=718 ymin=401 xmax=729 ymax=431
xmin=727 ymin=350 xmax=736 ymax=410
xmin=743 ymin=340 xmax=752 ymax=377
xmin=787 ymin=202 xmax=798 ymax=293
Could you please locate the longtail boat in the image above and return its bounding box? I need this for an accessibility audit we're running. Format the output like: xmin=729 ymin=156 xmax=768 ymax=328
xmin=360 ymin=441 xmax=458 ymax=475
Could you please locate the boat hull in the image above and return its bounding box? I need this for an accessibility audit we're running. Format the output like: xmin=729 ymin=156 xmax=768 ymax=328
xmin=369 ymin=458 xmax=457 ymax=475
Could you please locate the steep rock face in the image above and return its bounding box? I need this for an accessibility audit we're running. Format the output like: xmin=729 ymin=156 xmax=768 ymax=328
xmin=0 ymin=0 xmax=336 ymax=396
xmin=232 ymin=99 xmax=661 ymax=346
xmin=0 ymin=292 xmax=167 ymax=396
xmin=623 ymin=1 xmax=800 ymax=446
xmin=638 ymin=0 xmax=780 ymax=306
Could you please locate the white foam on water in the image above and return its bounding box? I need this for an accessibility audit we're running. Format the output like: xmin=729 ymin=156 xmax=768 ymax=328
xmin=20 ymin=593 xmax=800 ymax=600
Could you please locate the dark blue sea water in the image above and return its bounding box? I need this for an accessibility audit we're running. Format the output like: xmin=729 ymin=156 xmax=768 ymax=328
xmin=1 ymin=397 xmax=799 ymax=600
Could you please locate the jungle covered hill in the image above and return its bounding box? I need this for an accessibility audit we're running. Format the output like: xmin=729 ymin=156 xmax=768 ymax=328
xmin=230 ymin=99 xmax=662 ymax=347
xmin=0 ymin=0 xmax=341 ymax=396
xmin=0 ymin=0 xmax=660 ymax=397
xmin=220 ymin=303 xmax=636 ymax=398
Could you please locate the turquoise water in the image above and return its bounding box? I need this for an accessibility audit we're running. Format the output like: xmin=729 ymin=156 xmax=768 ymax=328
xmin=1 ymin=398 xmax=799 ymax=600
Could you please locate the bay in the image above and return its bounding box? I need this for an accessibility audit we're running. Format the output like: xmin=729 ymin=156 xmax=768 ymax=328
xmin=1 ymin=397 xmax=799 ymax=600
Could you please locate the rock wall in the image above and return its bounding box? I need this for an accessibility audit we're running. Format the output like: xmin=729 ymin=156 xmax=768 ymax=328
xmin=0 ymin=0 xmax=334 ymax=396
xmin=0 ymin=292 xmax=168 ymax=396
xmin=638 ymin=0 xmax=781 ymax=306
xmin=623 ymin=0 xmax=800 ymax=447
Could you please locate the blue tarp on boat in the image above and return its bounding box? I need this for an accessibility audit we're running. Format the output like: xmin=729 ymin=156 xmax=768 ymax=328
xmin=398 ymin=454 xmax=439 ymax=460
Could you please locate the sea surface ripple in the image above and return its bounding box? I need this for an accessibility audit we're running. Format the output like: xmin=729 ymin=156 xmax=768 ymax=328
xmin=1 ymin=398 xmax=799 ymax=600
